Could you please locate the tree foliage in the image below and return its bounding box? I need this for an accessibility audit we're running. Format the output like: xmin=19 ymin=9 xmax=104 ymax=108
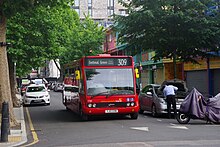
xmin=59 ymin=16 xmax=104 ymax=66
xmin=114 ymin=0 xmax=220 ymax=62
xmin=0 ymin=0 xmax=75 ymax=126
xmin=7 ymin=6 xmax=104 ymax=76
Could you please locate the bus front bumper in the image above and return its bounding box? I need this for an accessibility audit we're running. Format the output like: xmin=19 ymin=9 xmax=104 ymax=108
xmin=83 ymin=106 xmax=139 ymax=115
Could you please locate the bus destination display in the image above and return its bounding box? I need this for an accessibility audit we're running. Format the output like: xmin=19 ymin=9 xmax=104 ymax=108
xmin=85 ymin=57 xmax=132 ymax=66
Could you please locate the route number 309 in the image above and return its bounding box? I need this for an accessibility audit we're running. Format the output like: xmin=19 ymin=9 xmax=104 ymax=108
xmin=118 ymin=59 xmax=127 ymax=66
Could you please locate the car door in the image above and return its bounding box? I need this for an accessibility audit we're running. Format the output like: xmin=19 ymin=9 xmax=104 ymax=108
xmin=139 ymin=86 xmax=148 ymax=110
xmin=145 ymin=86 xmax=154 ymax=111
xmin=147 ymin=85 xmax=154 ymax=111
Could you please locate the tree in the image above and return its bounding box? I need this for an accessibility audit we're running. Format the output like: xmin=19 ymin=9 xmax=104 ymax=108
xmin=59 ymin=16 xmax=104 ymax=64
xmin=58 ymin=16 xmax=104 ymax=80
xmin=114 ymin=0 xmax=220 ymax=78
xmin=0 ymin=0 xmax=74 ymax=127
xmin=5 ymin=1 xmax=104 ymax=111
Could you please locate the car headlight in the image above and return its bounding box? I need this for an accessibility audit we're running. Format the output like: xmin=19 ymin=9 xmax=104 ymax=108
xmin=25 ymin=96 xmax=31 ymax=98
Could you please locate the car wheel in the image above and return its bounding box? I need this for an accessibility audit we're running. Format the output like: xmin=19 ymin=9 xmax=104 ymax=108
xmin=151 ymin=104 xmax=157 ymax=117
xmin=130 ymin=113 xmax=138 ymax=119
xmin=176 ymin=112 xmax=190 ymax=124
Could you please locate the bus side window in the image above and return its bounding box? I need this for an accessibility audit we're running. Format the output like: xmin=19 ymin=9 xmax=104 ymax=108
xmin=79 ymin=79 xmax=84 ymax=94
xmin=79 ymin=69 xmax=84 ymax=94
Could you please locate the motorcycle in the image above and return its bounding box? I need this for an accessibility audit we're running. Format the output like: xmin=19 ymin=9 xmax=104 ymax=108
xmin=176 ymin=88 xmax=220 ymax=124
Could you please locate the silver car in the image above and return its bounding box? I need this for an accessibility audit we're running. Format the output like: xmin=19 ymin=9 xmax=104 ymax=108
xmin=139 ymin=81 xmax=188 ymax=117
xmin=139 ymin=84 xmax=166 ymax=117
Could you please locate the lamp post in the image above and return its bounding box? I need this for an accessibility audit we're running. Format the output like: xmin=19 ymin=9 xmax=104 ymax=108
xmin=139 ymin=62 xmax=143 ymax=91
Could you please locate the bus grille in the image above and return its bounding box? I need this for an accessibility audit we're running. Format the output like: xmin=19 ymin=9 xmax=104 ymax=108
xmin=96 ymin=102 xmax=134 ymax=108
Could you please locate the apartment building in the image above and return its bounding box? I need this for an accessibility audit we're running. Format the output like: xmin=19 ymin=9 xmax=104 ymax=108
xmin=72 ymin=0 xmax=129 ymax=27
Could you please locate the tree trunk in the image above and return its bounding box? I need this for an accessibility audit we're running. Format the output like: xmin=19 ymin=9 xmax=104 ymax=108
xmin=53 ymin=59 xmax=63 ymax=82
xmin=8 ymin=55 xmax=20 ymax=107
xmin=0 ymin=10 xmax=18 ymax=127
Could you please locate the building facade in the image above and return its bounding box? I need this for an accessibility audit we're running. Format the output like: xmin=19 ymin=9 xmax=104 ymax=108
xmin=103 ymin=28 xmax=220 ymax=96
xmin=72 ymin=0 xmax=129 ymax=27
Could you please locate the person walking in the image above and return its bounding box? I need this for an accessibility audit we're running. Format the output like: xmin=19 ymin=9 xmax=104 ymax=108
xmin=163 ymin=84 xmax=178 ymax=119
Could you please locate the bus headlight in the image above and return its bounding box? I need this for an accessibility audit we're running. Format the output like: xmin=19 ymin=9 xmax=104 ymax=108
xmin=88 ymin=103 xmax=96 ymax=108
xmin=88 ymin=103 xmax=92 ymax=108
xmin=126 ymin=102 xmax=135 ymax=107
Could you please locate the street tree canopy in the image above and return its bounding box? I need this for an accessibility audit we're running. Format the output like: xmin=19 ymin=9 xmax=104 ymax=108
xmin=59 ymin=15 xmax=104 ymax=66
xmin=0 ymin=0 xmax=75 ymax=126
xmin=7 ymin=6 xmax=104 ymax=77
xmin=1 ymin=0 xmax=104 ymax=126
xmin=7 ymin=6 xmax=80 ymax=76
xmin=114 ymin=0 xmax=220 ymax=63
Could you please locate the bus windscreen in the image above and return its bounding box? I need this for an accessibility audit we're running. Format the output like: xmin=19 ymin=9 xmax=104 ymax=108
xmin=85 ymin=68 xmax=134 ymax=96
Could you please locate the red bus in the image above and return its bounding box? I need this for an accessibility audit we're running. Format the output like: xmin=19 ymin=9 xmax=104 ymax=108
xmin=63 ymin=54 xmax=139 ymax=120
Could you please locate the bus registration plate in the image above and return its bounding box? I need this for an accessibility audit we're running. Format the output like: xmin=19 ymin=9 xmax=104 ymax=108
xmin=105 ymin=110 xmax=118 ymax=113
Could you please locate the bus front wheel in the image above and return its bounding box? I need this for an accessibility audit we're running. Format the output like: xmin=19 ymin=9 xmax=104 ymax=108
xmin=80 ymin=107 xmax=89 ymax=121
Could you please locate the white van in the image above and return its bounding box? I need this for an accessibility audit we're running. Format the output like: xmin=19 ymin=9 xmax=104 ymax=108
xmin=62 ymin=85 xmax=79 ymax=106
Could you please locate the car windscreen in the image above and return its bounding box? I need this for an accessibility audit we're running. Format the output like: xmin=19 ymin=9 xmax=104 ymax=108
xmin=64 ymin=87 xmax=78 ymax=92
xmin=27 ymin=86 xmax=46 ymax=92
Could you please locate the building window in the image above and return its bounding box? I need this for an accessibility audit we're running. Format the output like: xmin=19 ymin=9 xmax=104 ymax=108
xmin=88 ymin=0 xmax=92 ymax=7
xmin=119 ymin=9 xmax=128 ymax=16
xmin=72 ymin=0 xmax=80 ymax=15
xmin=107 ymin=0 xmax=114 ymax=17
xmin=88 ymin=0 xmax=92 ymax=16
xmin=74 ymin=0 xmax=79 ymax=6
xmin=108 ymin=9 xmax=114 ymax=16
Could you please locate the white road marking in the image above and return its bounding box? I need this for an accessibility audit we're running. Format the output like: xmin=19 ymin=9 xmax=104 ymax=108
xmin=157 ymin=119 xmax=162 ymax=121
xmin=169 ymin=123 xmax=188 ymax=129
xmin=130 ymin=127 xmax=149 ymax=131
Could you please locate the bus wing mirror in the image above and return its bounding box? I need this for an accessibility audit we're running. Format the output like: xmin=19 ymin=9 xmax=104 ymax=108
xmin=135 ymin=68 xmax=139 ymax=78
xmin=75 ymin=70 xmax=80 ymax=80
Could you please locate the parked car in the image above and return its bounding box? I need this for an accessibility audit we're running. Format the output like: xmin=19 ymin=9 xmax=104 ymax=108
xmin=21 ymin=84 xmax=29 ymax=96
xmin=23 ymin=84 xmax=50 ymax=106
xmin=48 ymin=82 xmax=56 ymax=90
xmin=139 ymin=79 xmax=188 ymax=117
xmin=62 ymin=85 xmax=79 ymax=106
xmin=139 ymin=84 xmax=166 ymax=117
xmin=54 ymin=83 xmax=64 ymax=92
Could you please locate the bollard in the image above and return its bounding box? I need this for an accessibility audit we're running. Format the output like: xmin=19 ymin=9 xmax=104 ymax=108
xmin=1 ymin=101 xmax=10 ymax=142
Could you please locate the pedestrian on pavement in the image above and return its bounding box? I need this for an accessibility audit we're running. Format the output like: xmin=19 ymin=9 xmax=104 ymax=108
xmin=163 ymin=84 xmax=178 ymax=119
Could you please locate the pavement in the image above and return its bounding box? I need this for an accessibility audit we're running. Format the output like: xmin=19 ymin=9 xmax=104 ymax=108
xmin=0 ymin=94 xmax=27 ymax=147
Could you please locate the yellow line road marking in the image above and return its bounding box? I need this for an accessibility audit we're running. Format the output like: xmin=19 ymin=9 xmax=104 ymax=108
xmin=22 ymin=107 xmax=39 ymax=147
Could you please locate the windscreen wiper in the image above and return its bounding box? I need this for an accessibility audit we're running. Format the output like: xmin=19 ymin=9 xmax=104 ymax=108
xmin=91 ymin=91 xmax=110 ymax=99
xmin=106 ymin=90 xmax=134 ymax=98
